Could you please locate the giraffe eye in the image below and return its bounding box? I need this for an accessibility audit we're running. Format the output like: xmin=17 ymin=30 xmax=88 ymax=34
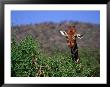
xmin=67 ymin=40 xmax=69 ymax=43
xmin=69 ymin=30 xmax=73 ymax=33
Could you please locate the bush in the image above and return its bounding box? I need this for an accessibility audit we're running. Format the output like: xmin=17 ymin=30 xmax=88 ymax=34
xmin=11 ymin=35 xmax=40 ymax=76
xmin=11 ymin=35 xmax=100 ymax=77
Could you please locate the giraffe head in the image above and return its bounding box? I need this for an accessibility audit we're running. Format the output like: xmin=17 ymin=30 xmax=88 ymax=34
xmin=60 ymin=25 xmax=83 ymax=48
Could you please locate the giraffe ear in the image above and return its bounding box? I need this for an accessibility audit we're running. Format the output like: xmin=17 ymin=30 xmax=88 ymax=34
xmin=76 ymin=34 xmax=83 ymax=39
xmin=60 ymin=30 xmax=68 ymax=37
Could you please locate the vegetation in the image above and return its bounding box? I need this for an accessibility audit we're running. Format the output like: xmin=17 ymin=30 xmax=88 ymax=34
xmin=11 ymin=35 xmax=100 ymax=77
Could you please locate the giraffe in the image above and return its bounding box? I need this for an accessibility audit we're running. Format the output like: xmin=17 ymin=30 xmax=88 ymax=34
xmin=60 ymin=25 xmax=83 ymax=63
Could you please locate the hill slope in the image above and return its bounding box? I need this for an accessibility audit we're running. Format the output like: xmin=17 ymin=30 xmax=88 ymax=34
xmin=11 ymin=21 xmax=100 ymax=54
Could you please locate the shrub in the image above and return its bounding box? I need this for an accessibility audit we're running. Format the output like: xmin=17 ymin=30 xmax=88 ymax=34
xmin=11 ymin=35 xmax=100 ymax=77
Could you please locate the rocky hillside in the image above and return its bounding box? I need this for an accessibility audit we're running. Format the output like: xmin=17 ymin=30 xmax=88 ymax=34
xmin=11 ymin=21 xmax=100 ymax=54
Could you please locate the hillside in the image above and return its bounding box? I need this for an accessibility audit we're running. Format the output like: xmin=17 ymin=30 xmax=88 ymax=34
xmin=11 ymin=21 xmax=100 ymax=54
